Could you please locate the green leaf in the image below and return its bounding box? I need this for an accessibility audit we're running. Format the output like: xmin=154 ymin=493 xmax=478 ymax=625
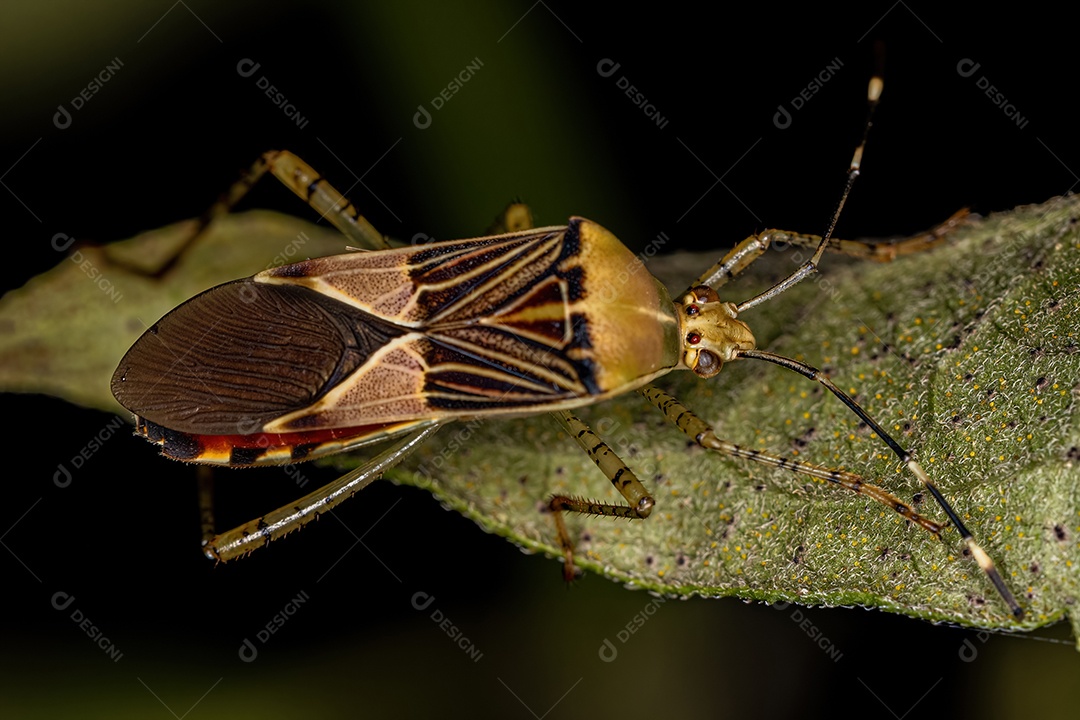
xmin=4 ymin=198 xmax=1077 ymax=640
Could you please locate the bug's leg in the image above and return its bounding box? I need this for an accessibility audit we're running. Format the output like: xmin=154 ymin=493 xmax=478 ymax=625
xmin=548 ymin=410 xmax=655 ymax=580
xmin=638 ymin=384 xmax=943 ymax=535
xmin=200 ymin=150 xmax=390 ymax=251
xmin=196 ymin=466 xmax=217 ymax=547
xmin=486 ymin=202 xmax=535 ymax=235
xmin=122 ymin=150 xmax=391 ymax=277
xmin=204 ymin=423 xmax=442 ymax=562
xmin=763 ymin=209 xmax=971 ymax=263
xmin=731 ymin=350 xmax=1025 ymax=619
xmin=256 ymin=150 xmax=390 ymax=250
xmin=688 ymin=209 xmax=971 ymax=295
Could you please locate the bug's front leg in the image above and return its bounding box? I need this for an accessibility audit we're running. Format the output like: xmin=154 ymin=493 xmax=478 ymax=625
xmin=637 ymin=384 xmax=943 ymax=535
xmin=548 ymin=410 xmax=655 ymax=580
xmin=689 ymin=209 xmax=972 ymax=295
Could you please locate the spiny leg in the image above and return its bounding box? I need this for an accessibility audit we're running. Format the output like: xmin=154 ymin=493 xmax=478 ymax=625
xmin=735 ymin=349 xmax=1023 ymax=618
xmin=204 ymin=423 xmax=442 ymax=562
xmin=638 ymin=385 xmax=942 ymax=535
xmin=549 ymin=410 xmax=655 ymax=580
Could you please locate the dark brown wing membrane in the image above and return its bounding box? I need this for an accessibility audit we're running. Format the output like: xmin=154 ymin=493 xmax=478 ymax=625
xmin=111 ymin=279 xmax=404 ymax=434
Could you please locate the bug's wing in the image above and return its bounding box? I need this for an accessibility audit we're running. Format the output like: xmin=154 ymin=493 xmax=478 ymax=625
xmin=111 ymin=278 xmax=408 ymax=435
xmin=253 ymin=225 xmax=589 ymax=433
xmin=112 ymin=220 xmax=679 ymax=439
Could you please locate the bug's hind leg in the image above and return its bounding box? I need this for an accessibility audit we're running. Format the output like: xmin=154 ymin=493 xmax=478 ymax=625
xmin=197 ymin=466 xmax=217 ymax=548
xmin=199 ymin=150 xmax=390 ymax=252
xmin=203 ymin=423 xmax=442 ymax=562
xmin=127 ymin=150 xmax=391 ymax=278
xmin=548 ymin=410 xmax=655 ymax=580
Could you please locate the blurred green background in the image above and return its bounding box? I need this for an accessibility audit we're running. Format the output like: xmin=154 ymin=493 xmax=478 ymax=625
xmin=1 ymin=2 xmax=1077 ymax=718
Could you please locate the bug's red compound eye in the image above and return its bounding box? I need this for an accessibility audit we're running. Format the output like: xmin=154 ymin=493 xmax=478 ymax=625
xmin=685 ymin=304 xmax=700 ymax=316
xmin=686 ymin=332 xmax=701 ymax=345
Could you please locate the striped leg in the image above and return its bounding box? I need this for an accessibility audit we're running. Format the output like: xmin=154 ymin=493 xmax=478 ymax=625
xmin=733 ymin=349 xmax=1023 ymax=618
xmin=203 ymin=423 xmax=442 ymax=562
xmin=642 ymin=353 xmax=1023 ymax=619
xmin=638 ymin=384 xmax=942 ymax=535
xmin=139 ymin=150 xmax=391 ymax=277
xmin=548 ymin=410 xmax=655 ymax=580
xmin=202 ymin=150 xmax=390 ymax=251
xmin=689 ymin=208 xmax=971 ymax=295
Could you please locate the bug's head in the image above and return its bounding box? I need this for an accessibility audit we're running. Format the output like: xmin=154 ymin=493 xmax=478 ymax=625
xmin=676 ymin=286 xmax=756 ymax=378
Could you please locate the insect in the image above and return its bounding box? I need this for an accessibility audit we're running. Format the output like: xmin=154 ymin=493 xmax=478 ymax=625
xmin=110 ymin=71 xmax=1023 ymax=619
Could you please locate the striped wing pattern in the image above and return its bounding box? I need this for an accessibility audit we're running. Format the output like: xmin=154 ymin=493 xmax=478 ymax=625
xmin=259 ymin=223 xmax=600 ymax=432
xmin=112 ymin=218 xmax=676 ymax=466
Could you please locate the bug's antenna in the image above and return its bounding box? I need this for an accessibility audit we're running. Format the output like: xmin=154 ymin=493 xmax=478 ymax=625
xmin=737 ymin=348 xmax=1024 ymax=619
xmin=737 ymin=47 xmax=884 ymax=314
xmin=812 ymin=42 xmax=885 ymax=268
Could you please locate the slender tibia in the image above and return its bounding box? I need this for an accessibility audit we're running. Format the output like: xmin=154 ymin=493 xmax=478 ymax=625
xmin=548 ymin=410 xmax=656 ymax=580
xmin=638 ymin=385 xmax=942 ymax=535
xmin=204 ymin=424 xmax=441 ymax=562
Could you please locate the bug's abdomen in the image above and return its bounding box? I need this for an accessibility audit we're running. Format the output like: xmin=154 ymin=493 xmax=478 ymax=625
xmin=111 ymin=280 xmax=403 ymax=435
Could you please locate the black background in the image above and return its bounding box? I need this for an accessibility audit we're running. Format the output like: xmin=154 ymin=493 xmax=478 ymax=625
xmin=2 ymin=2 xmax=1077 ymax=718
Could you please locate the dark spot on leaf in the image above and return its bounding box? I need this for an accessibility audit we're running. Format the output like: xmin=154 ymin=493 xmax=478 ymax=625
xmin=1030 ymin=562 xmax=1041 ymax=574
xmin=676 ymin=553 xmax=688 ymax=567
xmin=645 ymin=555 xmax=655 ymax=566
xmin=1055 ymin=524 xmax=1067 ymax=542
xmin=792 ymin=427 xmax=816 ymax=449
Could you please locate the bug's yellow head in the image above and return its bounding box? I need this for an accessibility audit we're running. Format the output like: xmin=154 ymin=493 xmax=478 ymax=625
xmin=676 ymin=286 xmax=756 ymax=378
